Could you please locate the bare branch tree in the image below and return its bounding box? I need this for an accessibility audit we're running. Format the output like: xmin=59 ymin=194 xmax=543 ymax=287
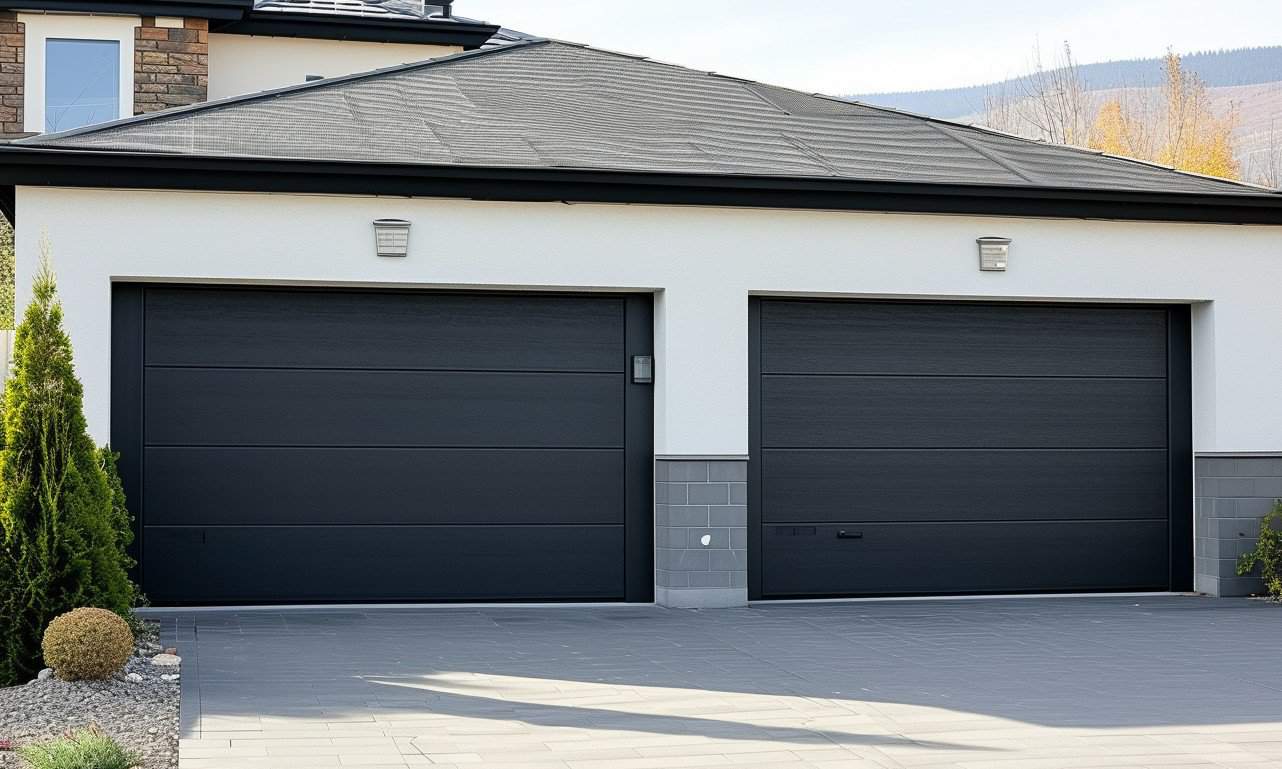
xmin=1245 ymin=118 xmax=1282 ymax=188
xmin=1014 ymin=41 xmax=1095 ymax=145
xmin=982 ymin=81 xmax=1021 ymax=135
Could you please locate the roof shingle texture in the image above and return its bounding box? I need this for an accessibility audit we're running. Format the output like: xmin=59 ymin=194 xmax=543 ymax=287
xmin=22 ymin=41 xmax=1268 ymax=196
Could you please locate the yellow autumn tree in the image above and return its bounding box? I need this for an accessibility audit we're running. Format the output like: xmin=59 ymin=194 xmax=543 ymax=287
xmin=1156 ymin=52 xmax=1238 ymax=178
xmin=1088 ymin=51 xmax=1239 ymax=180
xmin=1089 ymin=99 xmax=1139 ymax=158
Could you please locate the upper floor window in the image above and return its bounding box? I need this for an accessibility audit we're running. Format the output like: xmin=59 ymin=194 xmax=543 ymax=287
xmin=44 ymin=38 xmax=120 ymax=133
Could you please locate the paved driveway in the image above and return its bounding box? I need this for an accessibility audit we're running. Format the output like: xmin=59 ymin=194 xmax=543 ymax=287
xmin=154 ymin=596 xmax=1282 ymax=769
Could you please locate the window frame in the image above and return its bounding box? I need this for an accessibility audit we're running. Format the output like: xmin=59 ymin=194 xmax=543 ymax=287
xmin=20 ymin=13 xmax=137 ymax=134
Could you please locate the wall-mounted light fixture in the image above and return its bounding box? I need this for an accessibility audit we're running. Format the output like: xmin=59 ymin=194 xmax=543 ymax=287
xmin=373 ymin=219 xmax=411 ymax=258
xmin=632 ymin=355 xmax=654 ymax=384
xmin=976 ymin=236 xmax=1011 ymax=271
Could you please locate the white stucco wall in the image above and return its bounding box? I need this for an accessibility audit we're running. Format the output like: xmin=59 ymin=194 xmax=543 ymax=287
xmin=207 ymin=34 xmax=462 ymax=99
xmin=13 ymin=186 xmax=1282 ymax=456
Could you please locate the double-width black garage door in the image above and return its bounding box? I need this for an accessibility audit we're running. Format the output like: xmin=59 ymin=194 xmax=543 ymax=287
xmin=112 ymin=285 xmax=653 ymax=605
xmin=749 ymin=298 xmax=1191 ymax=599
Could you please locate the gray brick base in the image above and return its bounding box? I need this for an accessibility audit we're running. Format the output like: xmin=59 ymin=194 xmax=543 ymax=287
xmin=1195 ymin=454 xmax=1282 ymax=597
xmin=655 ymin=458 xmax=747 ymax=608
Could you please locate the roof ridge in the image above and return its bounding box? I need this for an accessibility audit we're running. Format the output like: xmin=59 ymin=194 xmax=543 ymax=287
xmin=17 ymin=39 xmax=549 ymax=145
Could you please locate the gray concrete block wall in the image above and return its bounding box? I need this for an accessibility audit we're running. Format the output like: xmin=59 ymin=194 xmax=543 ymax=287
xmin=655 ymin=459 xmax=747 ymax=608
xmin=1195 ymin=455 xmax=1282 ymax=597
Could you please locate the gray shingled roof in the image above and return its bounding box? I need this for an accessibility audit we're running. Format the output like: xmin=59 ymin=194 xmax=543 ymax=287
xmin=18 ymin=41 xmax=1273 ymax=196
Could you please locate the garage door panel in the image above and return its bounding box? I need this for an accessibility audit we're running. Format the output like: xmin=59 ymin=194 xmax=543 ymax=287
xmin=753 ymin=298 xmax=1181 ymax=599
xmin=144 ymin=447 xmax=624 ymax=526
xmin=761 ymin=300 xmax=1167 ymax=378
xmin=144 ymin=288 xmax=625 ymax=372
xmin=115 ymin=284 xmax=651 ymax=605
xmin=145 ymin=368 xmax=623 ymax=447
xmin=762 ymin=520 xmax=1170 ymax=596
xmin=762 ymin=449 xmax=1168 ymax=523
xmin=762 ymin=376 xmax=1167 ymax=448
xmin=143 ymin=525 xmax=626 ymax=604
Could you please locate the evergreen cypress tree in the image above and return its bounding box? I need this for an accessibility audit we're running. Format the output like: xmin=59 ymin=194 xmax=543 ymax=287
xmin=0 ymin=248 xmax=134 ymax=686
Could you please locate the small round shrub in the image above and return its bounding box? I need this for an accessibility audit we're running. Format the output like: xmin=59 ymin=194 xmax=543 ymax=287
xmin=41 ymin=608 xmax=134 ymax=681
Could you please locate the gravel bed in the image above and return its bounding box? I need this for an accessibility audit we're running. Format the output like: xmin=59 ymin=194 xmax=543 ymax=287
xmin=0 ymin=624 xmax=178 ymax=768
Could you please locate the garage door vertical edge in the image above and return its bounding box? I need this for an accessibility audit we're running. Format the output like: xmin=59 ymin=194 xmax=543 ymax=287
xmin=1168 ymin=305 xmax=1194 ymax=591
xmin=110 ymin=284 xmax=145 ymax=588
xmin=747 ymin=298 xmax=763 ymax=601
xmin=624 ymin=294 xmax=655 ymax=602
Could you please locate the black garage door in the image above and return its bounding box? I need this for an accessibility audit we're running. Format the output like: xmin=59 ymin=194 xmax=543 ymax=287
xmin=749 ymin=298 xmax=1191 ymax=599
xmin=112 ymin=285 xmax=653 ymax=605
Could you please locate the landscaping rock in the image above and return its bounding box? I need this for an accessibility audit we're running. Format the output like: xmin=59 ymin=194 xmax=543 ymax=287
xmin=149 ymin=653 xmax=180 ymax=667
xmin=0 ymin=621 xmax=177 ymax=769
xmin=36 ymin=668 xmax=52 ymax=681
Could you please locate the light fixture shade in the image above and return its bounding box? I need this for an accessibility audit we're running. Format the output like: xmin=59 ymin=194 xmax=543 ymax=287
xmin=373 ymin=219 xmax=411 ymax=257
xmin=976 ymin=236 xmax=1011 ymax=271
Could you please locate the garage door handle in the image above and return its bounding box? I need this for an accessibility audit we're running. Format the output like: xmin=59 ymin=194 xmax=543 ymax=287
xmin=837 ymin=530 xmax=863 ymax=540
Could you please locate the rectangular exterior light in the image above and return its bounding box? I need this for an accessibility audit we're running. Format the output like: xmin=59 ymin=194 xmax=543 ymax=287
xmin=632 ymin=355 xmax=653 ymax=384
xmin=977 ymin=236 xmax=1011 ymax=271
xmin=373 ymin=219 xmax=411 ymax=257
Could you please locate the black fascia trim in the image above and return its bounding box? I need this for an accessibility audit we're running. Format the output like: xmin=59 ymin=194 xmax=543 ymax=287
xmin=2 ymin=0 xmax=252 ymax=19
xmin=211 ymin=13 xmax=499 ymax=47
xmin=1 ymin=148 xmax=1281 ymax=225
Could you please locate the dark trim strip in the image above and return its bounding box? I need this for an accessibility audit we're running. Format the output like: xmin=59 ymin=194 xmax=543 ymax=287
xmin=3 ymin=0 xmax=252 ymax=19
xmin=1167 ymin=305 xmax=1194 ymax=591
xmin=747 ymin=298 xmax=764 ymax=600
xmin=2 ymin=147 xmax=1280 ymax=225
xmin=212 ymin=13 xmax=499 ymax=47
xmin=110 ymin=284 xmax=145 ymax=587
xmin=1 ymin=1 xmax=499 ymax=46
xmin=623 ymin=294 xmax=655 ymax=602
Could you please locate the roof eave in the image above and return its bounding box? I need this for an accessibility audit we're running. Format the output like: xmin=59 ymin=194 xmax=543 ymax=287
xmin=211 ymin=12 xmax=499 ymax=47
xmin=1 ymin=0 xmax=252 ymax=20
xmin=1 ymin=146 xmax=1279 ymax=226
xmin=0 ymin=1 xmax=500 ymax=46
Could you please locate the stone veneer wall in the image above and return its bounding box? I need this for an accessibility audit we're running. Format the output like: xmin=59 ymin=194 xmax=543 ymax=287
xmin=134 ymin=17 xmax=208 ymax=114
xmin=0 ymin=11 xmax=23 ymax=137
xmin=1195 ymin=454 xmax=1282 ymax=597
xmin=655 ymin=458 xmax=747 ymax=608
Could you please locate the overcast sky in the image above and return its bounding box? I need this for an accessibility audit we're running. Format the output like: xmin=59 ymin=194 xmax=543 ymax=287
xmin=461 ymin=1 xmax=1282 ymax=95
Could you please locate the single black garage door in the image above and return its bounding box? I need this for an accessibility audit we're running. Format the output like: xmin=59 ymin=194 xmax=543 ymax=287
xmin=749 ymin=298 xmax=1191 ymax=599
xmin=112 ymin=285 xmax=653 ymax=605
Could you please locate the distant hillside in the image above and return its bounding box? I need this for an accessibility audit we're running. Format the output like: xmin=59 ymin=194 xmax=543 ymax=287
xmin=851 ymin=46 xmax=1282 ymax=118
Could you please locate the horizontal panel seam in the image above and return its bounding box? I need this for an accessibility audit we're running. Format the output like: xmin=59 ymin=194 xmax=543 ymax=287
xmin=759 ymin=446 xmax=1168 ymax=451
xmin=144 ymin=523 xmax=628 ymax=528
xmin=144 ymin=365 xmax=625 ymax=375
xmin=143 ymin=445 xmax=627 ymax=450
xmin=761 ymin=518 xmax=1170 ymax=525
xmin=760 ymin=373 xmax=1167 ymax=380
